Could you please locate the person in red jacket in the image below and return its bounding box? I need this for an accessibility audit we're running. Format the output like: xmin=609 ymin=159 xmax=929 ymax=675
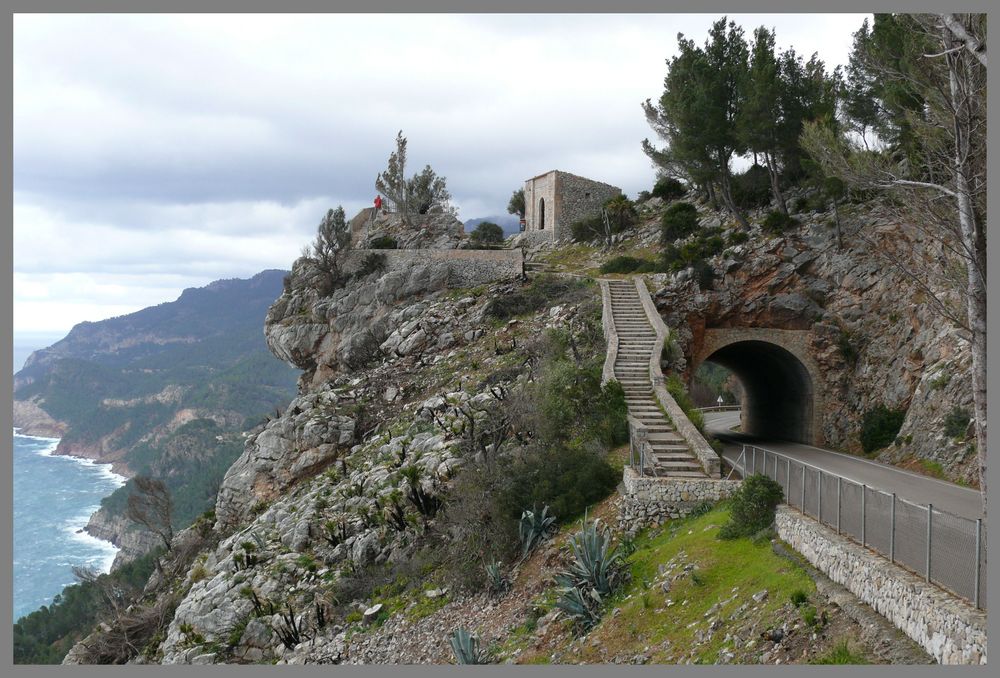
xmin=374 ymin=195 xmax=383 ymax=213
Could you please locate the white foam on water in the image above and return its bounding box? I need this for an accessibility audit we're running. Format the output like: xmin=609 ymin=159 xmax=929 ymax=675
xmin=63 ymin=507 xmax=119 ymax=574
xmin=15 ymin=429 xmax=126 ymax=488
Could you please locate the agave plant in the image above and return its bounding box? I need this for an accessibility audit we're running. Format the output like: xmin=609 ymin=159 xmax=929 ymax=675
xmin=562 ymin=518 xmax=625 ymax=596
xmin=519 ymin=505 xmax=556 ymax=560
xmin=485 ymin=559 xmax=510 ymax=597
xmin=449 ymin=627 xmax=485 ymax=664
xmin=551 ymin=518 xmax=628 ymax=632
xmin=553 ymin=577 xmax=602 ymax=630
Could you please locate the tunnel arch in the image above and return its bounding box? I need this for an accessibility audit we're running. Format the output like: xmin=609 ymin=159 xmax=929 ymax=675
xmin=691 ymin=328 xmax=823 ymax=445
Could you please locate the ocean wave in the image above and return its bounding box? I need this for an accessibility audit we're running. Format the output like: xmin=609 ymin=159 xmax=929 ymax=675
xmin=63 ymin=508 xmax=119 ymax=574
xmin=15 ymin=428 xmax=127 ymax=488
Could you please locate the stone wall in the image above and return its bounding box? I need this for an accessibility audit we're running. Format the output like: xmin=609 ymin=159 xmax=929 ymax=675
xmin=619 ymin=466 xmax=741 ymax=529
xmin=774 ymin=506 xmax=987 ymax=665
xmin=555 ymin=172 xmax=621 ymax=241
xmin=342 ymin=248 xmax=523 ymax=288
xmin=523 ymin=172 xmax=557 ymax=236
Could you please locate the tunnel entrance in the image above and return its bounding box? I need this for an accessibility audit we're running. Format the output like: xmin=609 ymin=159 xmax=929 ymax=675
xmin=699 ymin=339 xmax=815 ymax=444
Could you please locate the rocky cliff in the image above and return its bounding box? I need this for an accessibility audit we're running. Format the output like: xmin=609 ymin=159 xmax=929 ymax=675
xmin=645 ymin=194 xmax=977 ymax=486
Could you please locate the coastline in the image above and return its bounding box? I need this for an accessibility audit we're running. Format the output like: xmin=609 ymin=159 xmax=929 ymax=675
xmin=13 ymin=428 xmax=127 ymax=578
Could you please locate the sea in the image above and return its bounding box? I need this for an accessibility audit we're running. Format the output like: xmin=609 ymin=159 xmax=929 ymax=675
xmin=12 ymin=429 xmax=126 ymax=622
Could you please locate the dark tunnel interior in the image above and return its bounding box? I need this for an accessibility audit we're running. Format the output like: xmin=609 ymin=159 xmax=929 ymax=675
xmin=701 ymin=340 xmax=814 ymax=443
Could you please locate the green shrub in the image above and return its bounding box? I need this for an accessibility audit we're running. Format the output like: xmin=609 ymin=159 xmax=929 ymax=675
xmin=837 ymin=330 xmax=859 ymax=365
xmin=661 ymin=201 xmax=700 ymax=243
xmin=692 ymin=259 xmax=716 ymax=291
xmin=652 ymin=177 xmax=687 ymax=201
xmin=357 ymin=252 xmax=387 ymax=277
xmin=569 ymin=215 xmax=604 ymax=242
xmin=790 ymin=589 xmax=809 ymax=607
xmin=726 ymin=230 xmax=749 ymax=246
xmin=718 ymin=474 xmax=784 ymax=540
xmin=600 ymin=256 xmax=643 ymax=274
xmin=603 ymin=194 xmax=638 ymax=233
xmin=484 ymin=275 xmax=589 ymax=321
xmin=688 ymin=500 xmax=714 ymax=518
xmin=469 ymin=221 xmax=505 ymax=247
xmin=943 ymin=406 xmax=971 ymax=439
xmin=369 ymin=235 xmax=397 ymax=249
xmin=501 ymin=446 xmax=618 ymax=524
xmin=666 ymin=375 xmax=704 ymax=432
xmin=761 ymin=210 xmax=800 ymax=234
xmin=811 ymin=640 xmax=868 ymax=665
xmin=731 ymin=164 xmax=773 ymax=209
xmin=860 ymin=405 xmax=906 ymax=454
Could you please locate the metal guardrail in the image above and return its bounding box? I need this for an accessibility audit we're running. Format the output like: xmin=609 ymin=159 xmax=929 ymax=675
xmin=627 ymin=415 xmax=651 ymax=477
xmin=733 ymin=444 xmax=987 ymax=611
xmin=696 ymin=405 xmax=741 ymax=413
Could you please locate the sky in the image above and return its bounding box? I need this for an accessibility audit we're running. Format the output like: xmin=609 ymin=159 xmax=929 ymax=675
xmin=13 ymin=13 xmax=869 ymax=337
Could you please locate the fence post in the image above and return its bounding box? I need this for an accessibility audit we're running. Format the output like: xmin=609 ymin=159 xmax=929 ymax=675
xmin=974 ymin=518 xmax=982 ymax=609
xmin=752 ymin=447 xmax=757 ymax=475
xmin=926 ymin=503 xmax=932 ymax=582
xmin=890 ymin=493 xmax=896 ymax=563
xmin=763 ymin=449 xmax=767 ymax=477
xmin=800 ymin=465 xmax=806 ymax=515
xmin=785 ymin=459 xmax=790 ymax=502
xmin=817 ymin=470 xmax=823 ymax=523
xmin=836 ymin=476 xmax=842 ymax=534
xmin=861 ymin=485 xmax=867 ymax=547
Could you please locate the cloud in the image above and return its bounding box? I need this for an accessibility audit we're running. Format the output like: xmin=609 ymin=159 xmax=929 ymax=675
xmin=13 ymin=12 xmax=869 ymax=334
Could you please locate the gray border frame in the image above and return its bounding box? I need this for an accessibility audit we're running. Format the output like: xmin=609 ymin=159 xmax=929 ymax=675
xmin=4 ymin=1 xmax=994 ymax=677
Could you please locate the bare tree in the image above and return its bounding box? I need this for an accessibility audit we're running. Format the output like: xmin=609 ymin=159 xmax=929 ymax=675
xmin=801 ymin=13 xmax=987 ymax=511
xmin=126 ymin=476 xmax=174 ymax=554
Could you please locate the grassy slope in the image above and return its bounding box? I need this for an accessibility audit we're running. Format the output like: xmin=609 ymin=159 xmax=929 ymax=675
xmin=512 ymin=505 xmax=878 ymax=665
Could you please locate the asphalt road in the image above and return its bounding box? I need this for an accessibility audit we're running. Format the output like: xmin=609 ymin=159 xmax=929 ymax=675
xmin=705 ymin=410 xmax=984 ymax=521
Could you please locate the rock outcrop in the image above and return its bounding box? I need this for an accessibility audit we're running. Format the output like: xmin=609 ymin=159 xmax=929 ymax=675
xmin=363 ymin=211 xmax=468 ymax=250
xmin=647 ymin=195 xmax=977 ymax=485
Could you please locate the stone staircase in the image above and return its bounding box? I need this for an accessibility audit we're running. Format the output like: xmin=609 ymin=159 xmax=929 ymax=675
xmin=607 ymin=279 xmax=707 ymax=478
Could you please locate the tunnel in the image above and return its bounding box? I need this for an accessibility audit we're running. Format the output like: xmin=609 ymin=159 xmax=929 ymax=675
xmin=699 ymin=339 xmax=815 ymax=444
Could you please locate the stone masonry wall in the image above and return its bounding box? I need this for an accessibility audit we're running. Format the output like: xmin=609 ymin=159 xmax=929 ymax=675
xmin=774 ymin=506 xmax=986 ymax=665
xmin=619 ymin=466 xmax=741 ymax=530
xmin=524 ymin=172 xmax=557 ymax=235
xmin=554 ymin=172 xmax=621 ymax=242
xmin=342 ymin=249 xmax=523 ymax=288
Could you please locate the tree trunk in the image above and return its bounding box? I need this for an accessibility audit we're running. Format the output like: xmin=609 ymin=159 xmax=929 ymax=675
xmin=765 ymin=151 xmax=787 ymax=214
xmin=718 ymin=164 xmax=749 ymax=229
xmin=947 ymin=45 xmax=987 ymax=514
xmin=705 ymin=182 xmax=719 ymax=211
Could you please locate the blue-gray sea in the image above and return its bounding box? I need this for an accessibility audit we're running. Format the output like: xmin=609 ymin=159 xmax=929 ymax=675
xmin=12 ymin=429 xmax=125 ymax=622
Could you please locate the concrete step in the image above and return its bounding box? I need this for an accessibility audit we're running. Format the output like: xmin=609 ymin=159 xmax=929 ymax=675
xmin=648 ymin=432 xmax=685 ymax=443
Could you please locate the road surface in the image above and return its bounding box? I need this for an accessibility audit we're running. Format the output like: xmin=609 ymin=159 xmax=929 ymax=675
xmin=705 ymin=410 xmax=983 ymax=520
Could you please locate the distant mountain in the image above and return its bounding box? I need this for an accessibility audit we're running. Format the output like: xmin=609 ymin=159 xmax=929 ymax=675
xmin=464 ymin=214 xmax=522 ymax=236
xmin=13 ymin=269 xmax=300 ymax=556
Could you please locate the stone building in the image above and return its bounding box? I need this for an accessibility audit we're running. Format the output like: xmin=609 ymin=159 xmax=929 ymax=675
xmin=522 ymin=170 xmax=622 ymax=244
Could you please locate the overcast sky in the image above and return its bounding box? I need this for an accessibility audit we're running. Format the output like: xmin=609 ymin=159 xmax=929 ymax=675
xmin=13 ymin=13 xmax=868 ymax=336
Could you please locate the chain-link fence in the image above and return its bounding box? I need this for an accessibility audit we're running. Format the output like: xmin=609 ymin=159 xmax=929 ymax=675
xmin=735 ymin=444 xmax=986 ymax=610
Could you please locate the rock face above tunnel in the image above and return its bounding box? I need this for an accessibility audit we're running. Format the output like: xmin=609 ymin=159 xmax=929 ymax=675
xmin=649 ymin=199 xmax=976 ymax=486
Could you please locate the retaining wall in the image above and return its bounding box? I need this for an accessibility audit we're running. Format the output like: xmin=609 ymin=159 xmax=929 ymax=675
xmin=775 ymin=505 xmax=987 ymax=665
xmin=619 ymin=466 xmax=741 ymax=529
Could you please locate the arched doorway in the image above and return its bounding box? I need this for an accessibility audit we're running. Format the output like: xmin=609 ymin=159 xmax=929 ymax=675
xmin=538 ymin=198 xmax=545 ymax=230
